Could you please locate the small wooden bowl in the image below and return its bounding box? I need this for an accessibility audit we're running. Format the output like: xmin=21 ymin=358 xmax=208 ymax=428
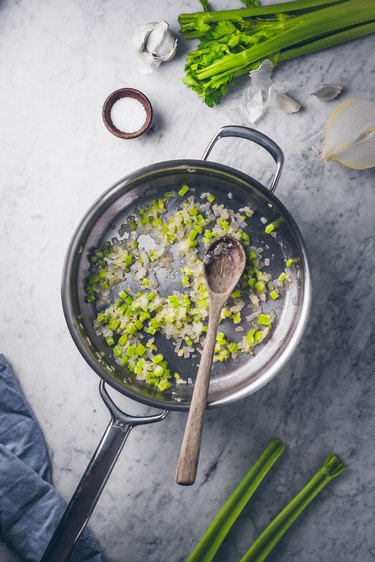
xmin=102 ymin=88 xmax=153 ymax=139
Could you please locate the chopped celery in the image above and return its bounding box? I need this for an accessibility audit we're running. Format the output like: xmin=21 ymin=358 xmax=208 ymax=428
xmin=270 ymin=290 xmax=280 ymax=300
xmin=153 ymin=354 xmax=164 ymax=364
xmin=126 ymin=346 xmax=135 ymax=357
xmin=286 ymin=258 xmax=294 ymax=267
xmin=178 ymin=184 xmax=190 ymax=196
xmin=135 ymin=343 xmax=147 ymax=356
xmin=258 ymin=314 xmax=272 ymax=326
xmin=248 ymin=278 xmax=256 ymax=289
xmin=105 ymin=336 xmax=115 ymax=346
xmin=255 ymin=281 xmax=265 ymax=292
xmin=278 ymin=271 xmax=287 ymax=283
xmin=158 ymin=378 xmax=172 ymax=391
xmin=154 ymin=365 xmax=164 ymax=376
xmin=231 ymin=289 xmax=241 ymax=298
xmin=254 ymin=330 xmax=263 ymax=343
xmin=118 ymin=334 xmax=128 ymax=346
xmin=113 ymin=345 xmax=122 ymax=358
xmin=107 ymin=318 xmax=120 ymax=330
xmin=207 ymin=194 xmax=215 ymax=203
xmin=246 ymin=329 xmax=256 ymax=345
xmin=265 ymin=223 xmax=275 ymax=234
xmin=189 ymin=229 xmax=199 ymax=241
xmin=265 ymin=217 xmax=284 ymax=234
xmin=188 ymin=239 xmax=198 ymax=248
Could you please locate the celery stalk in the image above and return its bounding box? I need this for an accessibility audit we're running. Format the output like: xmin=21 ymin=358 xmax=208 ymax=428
xmin=240 ymin=453 xmax=347 ymax=562
xmin=179 ymin=0 xmax=344 ymax=33
xmin=278 ymin=20 xmax=375 ymax=62
xmin=187 ymin=439 xmax=285 ymax=562
xmin=197 ymin=0 xmax=375 ymax=80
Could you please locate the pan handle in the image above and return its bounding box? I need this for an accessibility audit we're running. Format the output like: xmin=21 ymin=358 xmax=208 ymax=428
xmin=41 ymin=381 xmax=168 ymax=562
xmin=201 ymin=125 xmax=284 ymax=193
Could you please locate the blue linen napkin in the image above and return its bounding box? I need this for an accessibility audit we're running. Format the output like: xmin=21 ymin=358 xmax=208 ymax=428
xmin=0 ymin=354 xmax=103 ymax=562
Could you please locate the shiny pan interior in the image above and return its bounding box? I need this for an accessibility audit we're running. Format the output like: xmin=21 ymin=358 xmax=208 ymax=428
xmin=62 ymin=160 xmax=312 ymax=411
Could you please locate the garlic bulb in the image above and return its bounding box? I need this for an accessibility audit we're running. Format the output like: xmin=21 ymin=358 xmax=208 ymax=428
xmin=322 ymin=98 xmax=375 ymax=170
xmin=311 ymin=83 xmax=342 ymax=102
xmin=136 ymin=21 xmax=177 ymax=69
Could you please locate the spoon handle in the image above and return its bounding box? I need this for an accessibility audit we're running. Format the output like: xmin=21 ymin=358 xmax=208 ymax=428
xmin=176 ymin=302 xmax=222 ymax=485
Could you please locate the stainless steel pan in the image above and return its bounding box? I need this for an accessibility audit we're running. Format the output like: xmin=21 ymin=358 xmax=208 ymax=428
xmin=42 ymin=126 xmax=312 ymax=561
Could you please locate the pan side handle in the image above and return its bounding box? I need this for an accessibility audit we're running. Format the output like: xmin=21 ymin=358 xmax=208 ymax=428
xmin=201 ymin=125 xmax=284 ymax=193
xmin=41 ymin=381 xmax=168 ymax=562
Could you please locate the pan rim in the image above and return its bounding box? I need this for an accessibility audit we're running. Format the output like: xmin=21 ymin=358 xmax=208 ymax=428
xmin=61 ymin=159 xmax=312 ymax=412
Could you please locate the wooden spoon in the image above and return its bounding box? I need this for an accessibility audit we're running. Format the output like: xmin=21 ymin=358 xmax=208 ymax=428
xmin=176 ymin=236 xmax=246 ymax=485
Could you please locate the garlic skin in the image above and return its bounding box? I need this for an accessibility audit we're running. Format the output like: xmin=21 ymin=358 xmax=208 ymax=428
xmin=136 ymin=21 xmax=177 ymax=69
xmin=322 ymin=98 xmax=375 ymax=170
xmin=311 ymin=83 xmax=342 ymax=102
xmin=250 ymin=59 xmax=274 ymax=92
xmin=241 ymin=87 xmax=266 ymax=123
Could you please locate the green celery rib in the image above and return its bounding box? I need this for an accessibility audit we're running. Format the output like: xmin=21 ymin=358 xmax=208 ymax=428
xmin=179 ymin=0 xmax=345 ymax=26
xmin=187 ymin=439 xmax=285 ymax=562
xmin=231 ymin=20 xmax=375 ymax=79
xmin=197 ymin=0 xmax=375 ymax=80
xmin=240 ymin=453 xmax=347 ymax=562
xmin=278 ymin=20 xmax=375 ymax=61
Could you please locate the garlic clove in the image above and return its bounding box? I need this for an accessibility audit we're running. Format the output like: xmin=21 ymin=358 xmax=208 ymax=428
xmin=267 ymin=87 xmax=301 ymax=113
xmin=311 ymin=83 xmax=342 ymax=102
xmin=322 ymin=98 xmax=375 ymax=170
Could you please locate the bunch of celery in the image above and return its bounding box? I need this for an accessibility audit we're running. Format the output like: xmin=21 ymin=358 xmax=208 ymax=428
xmin=179 ymin=0 xmax=375 ymax=106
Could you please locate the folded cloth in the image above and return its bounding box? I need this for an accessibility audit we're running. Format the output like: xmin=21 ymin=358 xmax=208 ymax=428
xmin=0 ymin=354 xmax=103 ymax=562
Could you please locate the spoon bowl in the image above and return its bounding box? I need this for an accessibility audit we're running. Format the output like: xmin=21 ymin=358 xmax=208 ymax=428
xmin=204 ymin=236 xmax=246 ymax=295
xmin=176 ymin=236 xmax=246 ymax=485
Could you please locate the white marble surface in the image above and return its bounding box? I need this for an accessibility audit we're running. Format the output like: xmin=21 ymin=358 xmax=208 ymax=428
xmin=1 ymin=0 xmax=375 ymax=561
